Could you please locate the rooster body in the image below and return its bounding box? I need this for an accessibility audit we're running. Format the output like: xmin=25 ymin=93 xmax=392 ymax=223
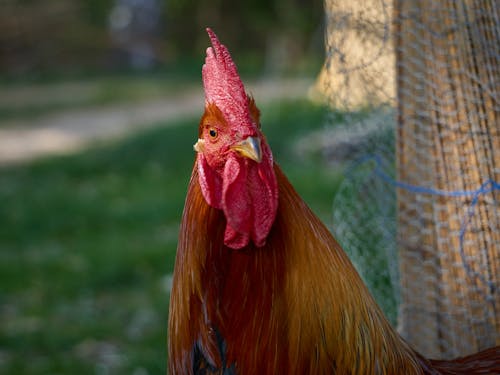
xmin=168 ymin=29 xmax=500 ymax=374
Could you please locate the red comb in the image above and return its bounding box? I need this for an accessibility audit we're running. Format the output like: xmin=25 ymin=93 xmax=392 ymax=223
xmin=202 ymin=28 xmax=255 ymax=136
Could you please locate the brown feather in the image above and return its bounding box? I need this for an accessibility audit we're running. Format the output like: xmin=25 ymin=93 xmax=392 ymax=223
xmin=428 ymin=346 xmax=500 ymax=374
xmin=168 ymin=163 xmax=428 ymax=374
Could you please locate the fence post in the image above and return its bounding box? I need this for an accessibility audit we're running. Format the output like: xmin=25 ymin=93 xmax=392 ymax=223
xmin=395 ymin=0 xmax=499 ymax=358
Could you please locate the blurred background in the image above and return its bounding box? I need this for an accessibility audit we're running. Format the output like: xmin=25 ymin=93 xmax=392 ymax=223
xmin=1 ymin=0 xmax=324 ymax=78
xmin=2 ymin=1 xmax=498 ymax=374
xmin=0 ymin=1 xmax=331 ymax=374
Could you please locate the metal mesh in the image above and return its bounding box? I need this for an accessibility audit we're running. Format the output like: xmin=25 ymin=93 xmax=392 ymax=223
xmin=316 ymin=0 xmax=499 ymax=359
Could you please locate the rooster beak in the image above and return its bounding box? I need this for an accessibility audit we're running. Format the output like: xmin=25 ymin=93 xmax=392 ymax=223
xmin=193 ymin=138 xmax=205 ymax=153
xmin=231 ymin=136 xmax=262 ymax=163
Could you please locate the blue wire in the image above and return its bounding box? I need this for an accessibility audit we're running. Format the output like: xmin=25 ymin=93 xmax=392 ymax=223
xmin=346 ymin=154 xmax=499 ymax=295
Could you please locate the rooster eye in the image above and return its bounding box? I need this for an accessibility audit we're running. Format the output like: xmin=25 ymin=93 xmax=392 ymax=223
xmin=209 ymin=128 xmax=218 ymax=138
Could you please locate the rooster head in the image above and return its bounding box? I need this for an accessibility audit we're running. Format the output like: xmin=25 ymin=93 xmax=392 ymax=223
xmin=193 ymin=28 xmax=278 ymax=250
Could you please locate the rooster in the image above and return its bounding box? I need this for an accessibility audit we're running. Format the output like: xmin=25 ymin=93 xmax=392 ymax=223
xmin=167 ymin=28 xmax=500 ymax=374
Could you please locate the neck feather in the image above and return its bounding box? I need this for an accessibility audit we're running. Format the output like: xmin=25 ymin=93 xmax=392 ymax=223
xmin=170 ymin=163 xmax=426 ymax=374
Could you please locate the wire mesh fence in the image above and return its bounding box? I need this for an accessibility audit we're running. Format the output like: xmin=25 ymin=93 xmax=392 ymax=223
xmin=317 ymin=0 xmax=499 ymax=359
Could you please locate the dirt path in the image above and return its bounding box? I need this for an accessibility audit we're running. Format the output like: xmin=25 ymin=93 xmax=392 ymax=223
xmin=0 ymin=78 xmax=313 ymax=165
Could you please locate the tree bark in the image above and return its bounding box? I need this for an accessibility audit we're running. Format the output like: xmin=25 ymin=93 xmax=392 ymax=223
xmin=313 ymin=0 xmax=395 ymax=109
xmin=395 ymin=0 xmax=499 ymax=359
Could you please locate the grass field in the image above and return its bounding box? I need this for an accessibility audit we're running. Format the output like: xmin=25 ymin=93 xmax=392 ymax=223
xmin=0 ymin=98 xmax=344 ymax=374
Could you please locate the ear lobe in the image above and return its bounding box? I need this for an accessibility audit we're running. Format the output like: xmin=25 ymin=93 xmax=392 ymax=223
xmin=197 ymin=153 xmax=222 ymax=210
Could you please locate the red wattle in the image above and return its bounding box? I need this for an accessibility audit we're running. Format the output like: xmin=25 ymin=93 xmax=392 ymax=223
xmin=197 ymin=149 xmax=278 ymax=250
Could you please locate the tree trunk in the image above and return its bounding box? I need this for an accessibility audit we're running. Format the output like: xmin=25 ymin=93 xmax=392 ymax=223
xmin=395 ymin=0 xmax=499 ymax=359
xmin=312 ymin=0 xmax=395 ymax=109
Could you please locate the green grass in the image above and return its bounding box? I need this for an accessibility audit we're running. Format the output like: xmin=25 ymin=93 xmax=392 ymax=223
xmin=0 ymin=99 xmax=342 ymax=374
